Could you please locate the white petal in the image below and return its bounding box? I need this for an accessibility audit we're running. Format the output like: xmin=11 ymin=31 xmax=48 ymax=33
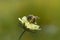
xmin=18 ymin=18 xmax=24 ymax=23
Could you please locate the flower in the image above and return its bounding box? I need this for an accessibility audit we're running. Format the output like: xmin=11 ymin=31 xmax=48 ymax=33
xmin=18 ymin=15 xmax=41 ymax=31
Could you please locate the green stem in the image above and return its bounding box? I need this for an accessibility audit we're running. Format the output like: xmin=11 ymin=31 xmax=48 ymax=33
xmin=18 ymin=30 xmax=26 ymax=40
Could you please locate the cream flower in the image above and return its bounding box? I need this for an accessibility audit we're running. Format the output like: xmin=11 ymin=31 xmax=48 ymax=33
xmin=18 ymin=16 xmax=41 ymax=30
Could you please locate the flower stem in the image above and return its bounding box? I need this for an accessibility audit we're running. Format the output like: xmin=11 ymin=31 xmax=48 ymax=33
xmin=19 ymin=30 xmax=26 ymax=40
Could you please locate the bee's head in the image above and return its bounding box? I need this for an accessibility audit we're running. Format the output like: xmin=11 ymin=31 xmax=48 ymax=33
xmin=27 ymin=15 xmax=39 ymax=23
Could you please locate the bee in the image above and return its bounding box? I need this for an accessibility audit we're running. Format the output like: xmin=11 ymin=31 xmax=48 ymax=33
xmin=27 ymin=15 xmax=39 ymax=24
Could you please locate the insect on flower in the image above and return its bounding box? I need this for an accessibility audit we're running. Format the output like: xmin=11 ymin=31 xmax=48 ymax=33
xmin=18 ymin=15 xmax=42 ymax=40
xmin=18 ymin=15 xmax=41 ymax=31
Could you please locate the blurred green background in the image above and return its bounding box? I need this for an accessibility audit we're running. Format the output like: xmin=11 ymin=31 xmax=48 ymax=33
xmin=0 ymin=0 xmax=60 ymax=40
